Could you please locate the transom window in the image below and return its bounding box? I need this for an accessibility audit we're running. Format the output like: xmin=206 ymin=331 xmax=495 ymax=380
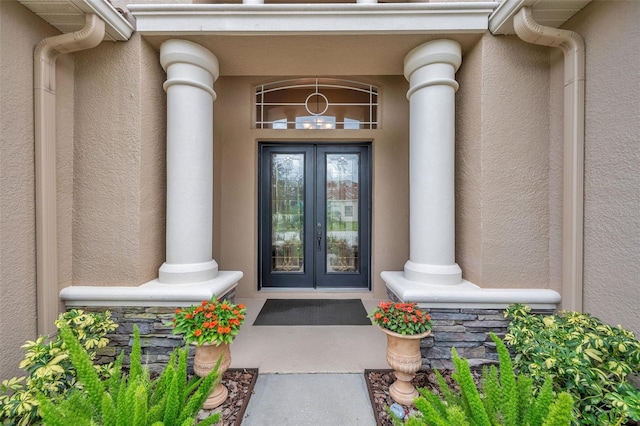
xmin=255 ymin=78 xmax=378 ymax=130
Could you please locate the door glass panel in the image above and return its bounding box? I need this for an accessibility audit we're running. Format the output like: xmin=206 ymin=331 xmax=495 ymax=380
xmin=325 ymin=154 xmax=359 ymax=273
xmin=271 ymin=153 xmax=304 ymax=273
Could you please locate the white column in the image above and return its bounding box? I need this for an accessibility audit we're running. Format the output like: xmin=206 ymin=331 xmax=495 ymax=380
xmin=159 ymin=39 xmax=219 ymax=284
xmin=403 ymin=39 xmax=462 ymax=285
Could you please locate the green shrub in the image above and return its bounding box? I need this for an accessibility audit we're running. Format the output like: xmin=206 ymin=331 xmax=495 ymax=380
xmin=0 ymin=309 xmax=118 ymax=425
xmin=504 ymin=304 xmax=640 ymax=425
xmin=38 ymin=325 xmax=221 ymax=426
xmin=399 ymin=333 xmax=574 ymax=426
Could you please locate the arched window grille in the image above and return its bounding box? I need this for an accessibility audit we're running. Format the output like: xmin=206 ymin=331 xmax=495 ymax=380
xmin=255 ymin=78 xmax=378 ymax=130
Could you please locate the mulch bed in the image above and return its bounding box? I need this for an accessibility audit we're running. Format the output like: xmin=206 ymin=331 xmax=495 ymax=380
xmin=365 ymin=369 xmax=482 ymax=426
xmin=197 ymin=368 xmax=258 ymax=426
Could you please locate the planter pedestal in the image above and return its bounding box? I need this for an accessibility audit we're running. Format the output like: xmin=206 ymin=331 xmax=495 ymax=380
xmin=194 ymin=343 xmax=231 ymax=409
xmin=380 ymin=328 xmax=431 ymax=406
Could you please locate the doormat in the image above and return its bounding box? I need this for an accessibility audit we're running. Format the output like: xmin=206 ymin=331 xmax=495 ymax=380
xmin=253 ymin=299 xmax=372 ymax=326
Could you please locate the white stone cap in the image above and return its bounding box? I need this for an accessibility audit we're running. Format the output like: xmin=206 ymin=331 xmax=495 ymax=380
xmin=382 ymin=271 xmax=561 ymax=310
xmin=60 ymin=270 xmax=242 ymax=307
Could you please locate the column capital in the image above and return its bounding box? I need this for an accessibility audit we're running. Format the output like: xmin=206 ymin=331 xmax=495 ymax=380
xmin=404 ymin=39 xmax=461 ymax=81
xmin=160 ymin=39 xmax=219 ymax=82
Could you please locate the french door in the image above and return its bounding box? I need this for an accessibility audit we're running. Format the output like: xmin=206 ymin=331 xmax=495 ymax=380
xmin=259 ymin=143 xmax=371 ymax=289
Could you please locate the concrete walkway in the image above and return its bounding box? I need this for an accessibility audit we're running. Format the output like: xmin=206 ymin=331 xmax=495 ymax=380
xmin=229 ymin=297 xmax=386 ymax=425
xmin=241 ymin=374 xmax=376 ymax=425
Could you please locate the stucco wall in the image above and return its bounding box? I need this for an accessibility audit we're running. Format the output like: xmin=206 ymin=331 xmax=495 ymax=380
xmin=456 ymin=33 xmax=554 ymax=291
xmin=72 ymin=34 xmax=166 ymax=286
xmin=0 ymin=0 xmax=66 ymax=380
xmin=213 ymin=76 xmax=409 ymax=299
xmin=562 ymin=1 xmax=640 ymax=334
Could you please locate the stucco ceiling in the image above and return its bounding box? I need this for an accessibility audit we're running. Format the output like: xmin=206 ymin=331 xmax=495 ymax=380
xmin=141 ymin=33 xmax=483 ymax=76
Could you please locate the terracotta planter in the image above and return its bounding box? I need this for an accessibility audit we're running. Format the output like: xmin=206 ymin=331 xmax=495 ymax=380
xmin=194 ymin=342 xmax=231 ymax=409
xmin=380 ymin=327 xmax=431 ymax=406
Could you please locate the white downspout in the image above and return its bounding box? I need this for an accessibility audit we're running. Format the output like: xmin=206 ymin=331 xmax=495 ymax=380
xmin=34 ymin=14 xmax=105 ymax=335
xmin=514 ymin=7 xmax=585 ymax=312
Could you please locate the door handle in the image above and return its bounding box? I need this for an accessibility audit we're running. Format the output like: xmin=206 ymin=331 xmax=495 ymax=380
xmin=317 ymin=222 xmax=322 ymax=251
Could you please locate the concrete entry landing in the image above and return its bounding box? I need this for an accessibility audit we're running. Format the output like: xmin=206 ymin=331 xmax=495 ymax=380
xmin=229 ymin=298 xmax=388 ymax=373
xmin=230 ymin=298 xmax=383 ymax=425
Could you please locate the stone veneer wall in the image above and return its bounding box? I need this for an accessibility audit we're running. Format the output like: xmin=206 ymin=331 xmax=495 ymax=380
xmin=424 ymin=308 xmax=556 ymax=369
xmin=387 ymin=289 xmax=555 ymax=369
xmin=75 ymin=290 xmax=236 ymax=374
xmin=77 ymin=288 xmax=552 ymax=373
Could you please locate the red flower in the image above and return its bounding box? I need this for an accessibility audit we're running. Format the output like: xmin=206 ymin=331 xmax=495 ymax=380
xmin=369 ymin=300 xmax=431 ymax=335
xmin=170 ymin=297 xmax=246 ymax=345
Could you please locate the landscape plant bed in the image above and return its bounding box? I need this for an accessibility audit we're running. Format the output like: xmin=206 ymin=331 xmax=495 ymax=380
xmin=197 ymin=368 xmax=258 ymax=426
xmin=365 ymin=369 xmax=482 ymax=426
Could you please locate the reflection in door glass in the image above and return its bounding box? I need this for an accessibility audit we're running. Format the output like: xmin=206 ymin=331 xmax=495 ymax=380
xmin=271 ymin=154 xmax=304 ymax=273
xmin=326 ymin=154 xmax=359 ymax=273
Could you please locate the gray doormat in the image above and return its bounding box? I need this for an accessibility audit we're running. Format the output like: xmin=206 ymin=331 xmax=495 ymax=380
xmin=253 ymin=299 xmax=372 ymax=326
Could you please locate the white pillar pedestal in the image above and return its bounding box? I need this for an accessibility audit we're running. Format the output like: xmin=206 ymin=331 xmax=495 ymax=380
xmin=159 ymin=39 xmax=219 ymax=284
xmin=403 ymin=39 xmax=462 ymax=285
xmin=60 ymin=40 xmax=243 ymax=308
xmin=381 ymin=39 xmax=560 ymax=310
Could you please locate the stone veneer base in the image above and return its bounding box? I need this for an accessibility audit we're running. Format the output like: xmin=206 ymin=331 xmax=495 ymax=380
xmin=75 ymin=288 xmax=236 ymax=374
xmin=386 ymin=287 xmax=555 ymax=369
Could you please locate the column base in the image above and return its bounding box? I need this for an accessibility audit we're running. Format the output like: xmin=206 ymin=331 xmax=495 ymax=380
xmin=403 ymin=260 xmax=462 ymax=285
xmin=381 ymin=271 xmax=560 ymax=310
xmin=60 ymin=270 xmax=242 ymax=307
xmin=159 ymin=259 xmax=218 ymax=284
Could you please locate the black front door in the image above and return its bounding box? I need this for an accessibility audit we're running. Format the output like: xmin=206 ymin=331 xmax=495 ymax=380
xmin=259 ymin=143 xmax=371 ymax=289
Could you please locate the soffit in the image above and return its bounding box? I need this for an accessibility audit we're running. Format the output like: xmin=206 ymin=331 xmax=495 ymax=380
xmin=128 ymin=2 xmax=496 ymax=76
xmin=16 ymin=0 xmax=134 ymax=41
xmin=140 ymin=33 xmax=484 ymax=76
xmin=489 ymin=0 xmax=592 ymax=34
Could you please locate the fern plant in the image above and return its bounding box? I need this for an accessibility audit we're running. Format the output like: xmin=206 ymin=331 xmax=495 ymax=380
xmin=38 ymin=324 xmax=221 ymax=426
xmin=398 ymin=333 xmax=575 ymax=426
xmin=0 ymin=309 xmax=117 ymax=426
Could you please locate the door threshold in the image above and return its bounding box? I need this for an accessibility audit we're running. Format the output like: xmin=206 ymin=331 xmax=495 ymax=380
xmin=257 ymin=288 xmax=374 ymax=300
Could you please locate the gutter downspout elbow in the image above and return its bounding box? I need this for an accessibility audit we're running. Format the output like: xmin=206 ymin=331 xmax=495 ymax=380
xmin=34 ymin=14 xmax=105 ymax=336
xmin=514 ymin=7 xmax=585 ymax=312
